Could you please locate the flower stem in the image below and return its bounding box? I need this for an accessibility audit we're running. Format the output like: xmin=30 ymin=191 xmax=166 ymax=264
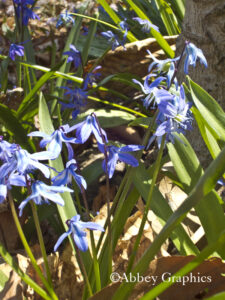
xmin=79 ymin=185 xmax=102 ymax=292
xmin=126 ymin=135 xmax=166 ymax=273
xmin=70 ymin=12 xmax=119 ymax=31
xmin=0 ymin=243 xmax=52 ymax=300
xmin=30 ymin=202 xmax=53 ymax=289
xmin=92 ymin=113 xmax=112 ymax=280
xmin=169 ymin=43 xmax=187 ymax=89
xmin=8 ymin=192 xmax=58 ymax=300
xmin=96 ymin=113 xmax=157 ymax=254
xmin=75 ymin=244 xmax=93 ymax=297
xmin=96 ymin=169 xmax=128 ymax=254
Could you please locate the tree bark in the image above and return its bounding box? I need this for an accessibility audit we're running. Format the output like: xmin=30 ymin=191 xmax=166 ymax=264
xmin=176 ymin=0 xmax=225 ymax=167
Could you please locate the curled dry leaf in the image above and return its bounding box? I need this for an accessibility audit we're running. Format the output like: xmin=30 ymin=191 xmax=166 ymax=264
xmin=113 ymin=210 xmax=169 ymax=275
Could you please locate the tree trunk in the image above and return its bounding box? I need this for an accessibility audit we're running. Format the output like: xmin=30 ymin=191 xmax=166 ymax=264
xmin=176 ymin=0 xmax=225 ymax=167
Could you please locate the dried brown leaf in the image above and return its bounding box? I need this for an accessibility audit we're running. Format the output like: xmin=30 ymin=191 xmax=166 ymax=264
xmin=89 ymin=256 xmax=225 ymax=300
xmin=0 ymin=270 xmax=23 ymax=300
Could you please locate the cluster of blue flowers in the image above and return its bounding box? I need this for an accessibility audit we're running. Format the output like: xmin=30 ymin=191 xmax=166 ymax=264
xmin=13 ymin=0 xmax=39 ymax=26
xmin=56 ymin=10 xmax=75 ymax=28
xmin=0 ymin=111 xmax=143 ymax=251
xmin=8 ymin=0 xmax=39 ymax=60
xmin=101 ymin=19 xmax=129 ymax=51
xmin=9 ymin=43 xmax=24 ymax=61
xmin=101 ymin=17 xmax=159 ymax=51
xmin=132 ymin=41 xmax=207 ymax=148
xmin=60 ymin=45 xmax=102 ymax=118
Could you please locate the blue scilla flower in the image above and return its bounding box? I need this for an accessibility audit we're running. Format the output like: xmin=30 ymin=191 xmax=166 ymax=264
xmin=148 ymin=86 xmax=192 ymax=148
xmin=133 ymin=18 xmax=159 ymax=33
xmin=83 ymin=66 xmax=102 ymax=90
xmin=81 ymin=25 xmax=89 ymax=36
xmin=217 ymin=179 xmax=225 ymax=186
xmin=148 ymin=118 xmax=181 ymax=148
xmin=14 ymin=0 xmax=39 ymax=25
xmin=67 ymin=115 xmax=108 ymax=145
xmin=0 ymin=147 xmax=50 ymax=179
xmin=98 ymin=143 xmax=144 ymax=178
xmin=0 ymin=184 xmax=7 ymax=204
xmin=147 ymin=50 xmax=180 ymax=88
xmin=0 ymin=137 xmax=17 ymax=162
xmin=101 ymin=31 xmax=122 ymax=51
xmin=0 ymin=172 xmax=26 ymax=203
xmin=28 ymin=125 xmax=77 ymax=160
xmin=18 ymin=180 xmax=73 ymax=216
xmin=147 ymin=50 xmax=180 ymax=74
xmin=154 ymin=88 xmax=175 ymax=105
xmin=158 ymin=85 xmax=192 ymax=130
xmin=63 ymin=45 xmax=82 ymax=69
xmin=14 ymin=0 xmax=34 ymax=5
xmin=133 ymin=74 xmax=166 ymax=108
xmin=54 ymin=214 xmax=104 ymax=252
xmin=56 ymin=10 xmax=75 ymax=28
xmin=119 ymin=19 xmax=129 ymax=45
xmin=9 ymin=44 xmax=24 ymax=61
xmin=184 ymin=42 xmax=207 ymax=74
xmin=52 ymin=159 xmax=87 ymax=191
xmin=61 ymin=86 xmax=87 ymax=119
xmin=22 ymin=6 xmax=39 ymax=25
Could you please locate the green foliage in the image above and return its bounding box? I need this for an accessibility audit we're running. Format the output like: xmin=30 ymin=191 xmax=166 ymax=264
xmin=113 ymin=143 xmax=225 ymax=299
xmin=0 ymin=244 xmax=52 ymax=300
xmin=0 ymin=269 xmax=8 ymax=292
xmin=0 ymin=103 xmax=34 ymax=151
xmin=2 ymin=1 xmax=225 ymax=300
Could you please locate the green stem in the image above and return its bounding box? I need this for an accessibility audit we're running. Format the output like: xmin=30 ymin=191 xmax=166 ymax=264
xmin=92 ymin=113 xmax=112 ymax=280
xmin=30 ymin=202 xmax=54 ymax=290
xmin=90 ymin=232 xmax=102 ymax=291
xmin=96 ymin=169 xmax=129 ymax=254
xmin=80 ymin=186 xmax=102 ymax=292
xmin=72 ymin=181 xmax=83 ymax=215
xmin=70 ymin=12 xmax=120 ymax=31
xmin=96 ymin=113 xmax=157 ymax=254
xmin=88 ymin=95 xmax=147 ymax=118
xmin=126 ymin=135 xmax=166 ymax=273
xmin=8 ymin=192 xmax=57 ymax=299
xmin=75 ymin=244 xmax=93 ymax=297
xmin=24 ymin=54 xmax=32 ymax=92
xmin=50 ymin=33 xmax=56 ymax=94
xmin=57 ymin=103 xmax=62 ymax=127
xmin=17 ymin=60 xmax=22 ymax=88
xmin=0 ymin=243 xmax=52 ymax=300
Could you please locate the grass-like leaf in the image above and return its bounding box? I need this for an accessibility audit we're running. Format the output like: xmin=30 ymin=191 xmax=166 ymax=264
xmin=133 ymin=163 xmax=199 ymax=255
xmin=17 ymin=60 xmax=65 ymax=120
xmin=112 ymin=140 xmax=225 ymax=299
xmin=168 ymin=134 xmax=225 ymax=257
xmin=0 ymin=103 xmax=34 ymax=151
xmin=154 ymin=0 xmax=181 ymax=35
xmin=0 ymin=243 xmax=52 ymax=300
xmin=126 ymin=0 xmax=175 ymax=57
xmin=188 ymin=77 xmax=225 ymax=142
xmin=96 ymin=0 xmax=137 ymax=42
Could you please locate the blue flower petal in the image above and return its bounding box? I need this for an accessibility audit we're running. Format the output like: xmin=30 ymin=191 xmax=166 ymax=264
xmin=118 ymin=153 xmax=139 ymax=167
xmin=54 ymin=230 xmax=72 ymax=251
